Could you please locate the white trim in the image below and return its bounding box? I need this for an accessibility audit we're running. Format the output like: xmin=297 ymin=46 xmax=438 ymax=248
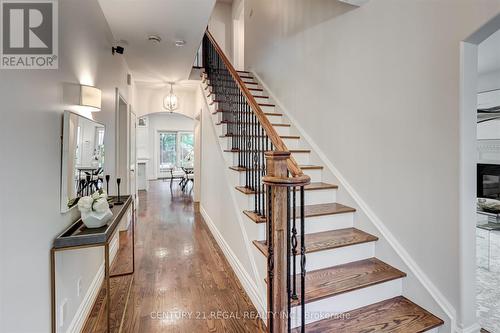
xmin=65 ymin=232 xmax=120 ymax=333
xmin=338 ymin=0 xmax=370 ymax=6
xmin=66 ymin=264 xmax=104 ymax=333
xmin=455 ymin=323 xmax=481 ymax=333
xmin=253 ymin=71 xmax=457 ymax=331
xmin=200 ymin=205 xmax=266 ymax=316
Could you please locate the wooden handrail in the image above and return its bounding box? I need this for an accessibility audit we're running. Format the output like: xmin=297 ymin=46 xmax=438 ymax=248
xmin=205 ymin=30 xmax=304 ymax=177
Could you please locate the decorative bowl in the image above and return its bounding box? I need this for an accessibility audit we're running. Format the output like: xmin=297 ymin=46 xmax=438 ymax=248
xmin=81 ymin=209 xmax=113 ymax=228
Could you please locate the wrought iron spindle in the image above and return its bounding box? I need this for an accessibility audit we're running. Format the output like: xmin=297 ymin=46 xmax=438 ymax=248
xmin=300 ymin=185 xmax=306 ymax=333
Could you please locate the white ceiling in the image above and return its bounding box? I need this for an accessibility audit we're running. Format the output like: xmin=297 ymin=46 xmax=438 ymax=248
xmin=479 ymin=29 xmax=500 ymax=76
xmin=97 ymin=0 xmax=216 ymax=82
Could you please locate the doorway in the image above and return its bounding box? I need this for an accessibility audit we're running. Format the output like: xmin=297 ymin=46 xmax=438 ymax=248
xmin=460 ymin=13 xmax=500 ymax=333
xmin=116 ymin=90 xmax=137 ymax=201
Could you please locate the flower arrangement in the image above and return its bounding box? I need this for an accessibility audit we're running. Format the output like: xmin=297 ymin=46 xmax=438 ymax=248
xmin=78 ymin=189 xmax=113 ymax=228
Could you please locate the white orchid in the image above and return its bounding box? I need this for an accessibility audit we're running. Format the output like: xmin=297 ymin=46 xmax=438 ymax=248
xmin=78 ymin=189 xmax=109 ymax=213
xmin=92 ymin=197 xmax=110 ymax=213
xmin=77 ymin=196 xmax=94 ymax=212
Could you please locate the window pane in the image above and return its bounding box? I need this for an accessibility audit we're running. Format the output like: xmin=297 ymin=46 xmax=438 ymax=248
xmin=159 ymin=132 xmax=177 ymax=170
xmin=179 ymin=133 xmax=194 ymax=167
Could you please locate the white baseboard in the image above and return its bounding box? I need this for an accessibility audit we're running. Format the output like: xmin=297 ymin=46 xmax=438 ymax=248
xmin=66 ymin=233 xmax=120 ymax=333
xmin=455 ymin=323 xmax=481 ymax=333
xmin=66 ymin=264 xmax=104 ymax=333
xmin=200 ymin=205 xmax=266 ymax=316
xmin=253 ymin=71 xmax=457 ymax=331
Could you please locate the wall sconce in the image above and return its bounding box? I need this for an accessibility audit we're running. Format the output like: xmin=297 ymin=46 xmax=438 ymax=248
xmin=80 ymin=85 xmax=102 ymax=112
xmin=63 ymin=83 xmax=102 ymax=113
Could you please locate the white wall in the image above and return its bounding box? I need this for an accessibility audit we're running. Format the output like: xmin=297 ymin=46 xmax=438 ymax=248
xmin=0 ymin=0 xmax=131 ymax=332
xmin=209 ymin=2 xmax=233 ymax=59
xmin=242 ymin=0 xmax=500 ymax=330
xmin=199 ymin=85 xmax=259 ymax=307
xmin=137 ymin=113 xmax=195 ymax=179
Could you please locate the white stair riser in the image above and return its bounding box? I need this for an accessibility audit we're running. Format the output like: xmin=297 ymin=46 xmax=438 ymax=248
xmin=290 ymin=279 xmax=403 ymax=328
xmin=254 ymin=212 xmax=354 ymax=240
xmin=260 ymin=105 xmax=276 ymax=113
xmin=253 ymin=95 xmax=270 ymax=102
xmin=302 ymin=168 xmax=322 ymax=183
xmin=227 ymin=151 xmax=310 ymax=168
xmin=220 ymin=136 xmax=301 ymax=151
xmin=255 ymin=241 xmax=375 ymax=273
xmin=299 ymin=213 xmax=354 ymax=234
xmin=244 ymin=82 xmax=260 ymax=89
xmin=273 ymin=126 xmax=291 ymax=136
xmin=290 ymin=152 xmax=310 ymax=165
xmin=219 ymin=123 xmax=290 ymax=136
xmin=298 ymin=242 xmax=375 ymax=271
xmin=251 ymin=91 xmax=266 ymax=97
xmin=231 ymin=168 xmax=322 ymax=186
xmin=241 ymin=188 xmax=337 ymax=210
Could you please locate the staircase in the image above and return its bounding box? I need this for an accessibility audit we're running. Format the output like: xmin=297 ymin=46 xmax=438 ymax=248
xmin=201 ymin=30 xmax=444 ymax=332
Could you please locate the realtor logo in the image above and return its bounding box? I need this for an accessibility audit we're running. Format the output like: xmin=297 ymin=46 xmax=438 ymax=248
xmin=1 ymin=0 xmax=58 ymax=69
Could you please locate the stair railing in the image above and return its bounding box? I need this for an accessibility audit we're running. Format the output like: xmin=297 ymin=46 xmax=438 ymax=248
xmin=202 ymin=30 xmax=310 ymax=333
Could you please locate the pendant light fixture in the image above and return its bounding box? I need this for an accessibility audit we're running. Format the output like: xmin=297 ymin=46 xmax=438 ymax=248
xmin=163 ymin=82 xmax=179 ymax=113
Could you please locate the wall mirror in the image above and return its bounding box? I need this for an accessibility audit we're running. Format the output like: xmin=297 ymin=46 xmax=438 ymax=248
xmin=61 ymin=111 xmax=105 ymax=212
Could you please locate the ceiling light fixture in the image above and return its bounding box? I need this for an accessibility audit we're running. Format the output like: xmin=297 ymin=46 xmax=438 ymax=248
xmin=163 ymin=83 xmax=179 ymax=113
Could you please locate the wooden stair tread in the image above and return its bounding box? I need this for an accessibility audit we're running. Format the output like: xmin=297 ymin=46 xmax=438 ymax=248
xmin=221 ymin=134 xmax=299 ymax=139
xmin=244 ymin=202 xmax=355 ymax=223
xmin=229 ymin=164 xmax=320 ymax=172
xmin=225 ymin=148 xmax=308 ymax=153
xmin=292 ymin=296 xmax=444 ymax=333
xmin=212 ymin=109 xmax=282 ymax=116
xmin=236 ymin=182 xmax=337 ymax=196
xmin=253 ymin=228 xmax=377 ymax=256
xmin=218 ymin=122 xmax=290 ymax=127
xmin=268 ymin=258 xmax=406 ymax=306
xmin=212 ymin=99 xmax=274 ymax=107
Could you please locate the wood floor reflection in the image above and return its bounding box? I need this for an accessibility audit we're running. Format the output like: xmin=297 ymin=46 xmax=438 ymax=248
xmin=82 ymin=180 xmax=266 ymax=333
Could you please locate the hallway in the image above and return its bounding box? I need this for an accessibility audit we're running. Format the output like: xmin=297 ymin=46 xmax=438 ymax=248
xmin=83 ymin=181 xmax=266 ymax=332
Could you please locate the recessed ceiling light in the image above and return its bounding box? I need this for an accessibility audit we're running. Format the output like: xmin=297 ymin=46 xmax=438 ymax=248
xmin=175 ymin=40 xmax=186 ymax=47
xmin=148 ymin=35 xmax=162 ymax=44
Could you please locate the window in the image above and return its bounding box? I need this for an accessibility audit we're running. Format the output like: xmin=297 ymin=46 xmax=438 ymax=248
xmin=159 ymin=131 xmax=194 ymax=172
xmin=179 ymin=132 xmax=194 ymax=167
xmin=159 ymin=132 xmax=177 ymax=171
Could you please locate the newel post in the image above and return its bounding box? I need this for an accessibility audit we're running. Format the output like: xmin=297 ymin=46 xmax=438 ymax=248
xmin=263 ymin=151 xmax=290 ymax=332
xmin=263 ymin=151 xmax=311 ymax=333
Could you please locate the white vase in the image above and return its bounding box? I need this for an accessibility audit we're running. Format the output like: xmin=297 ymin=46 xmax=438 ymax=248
xmin=81 ymin=208 xmax=113 ymax=228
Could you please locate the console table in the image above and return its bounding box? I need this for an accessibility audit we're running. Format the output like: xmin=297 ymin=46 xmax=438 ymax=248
xmin=51 ymin=195 xmax=135 ymax=333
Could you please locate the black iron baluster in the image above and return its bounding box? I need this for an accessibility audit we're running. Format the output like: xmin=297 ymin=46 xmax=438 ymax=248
xmin=267 ymin=185 xmax=274 ymax=332
xmin=286 ymin=186 xmax=292 ymax=332
xmin=300 ymin=185 xmax=306 ymax=333
xmin=292 ymin=186 xmax=298 ymax=299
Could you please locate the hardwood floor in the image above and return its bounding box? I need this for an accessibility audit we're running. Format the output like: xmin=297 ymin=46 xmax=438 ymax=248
xmin=82 ymin=181 xmax=266 ymax=333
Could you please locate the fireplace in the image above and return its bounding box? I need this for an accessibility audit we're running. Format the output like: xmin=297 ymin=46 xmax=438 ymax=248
xmin=478 ymin=163 xmax=500 ymax=199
